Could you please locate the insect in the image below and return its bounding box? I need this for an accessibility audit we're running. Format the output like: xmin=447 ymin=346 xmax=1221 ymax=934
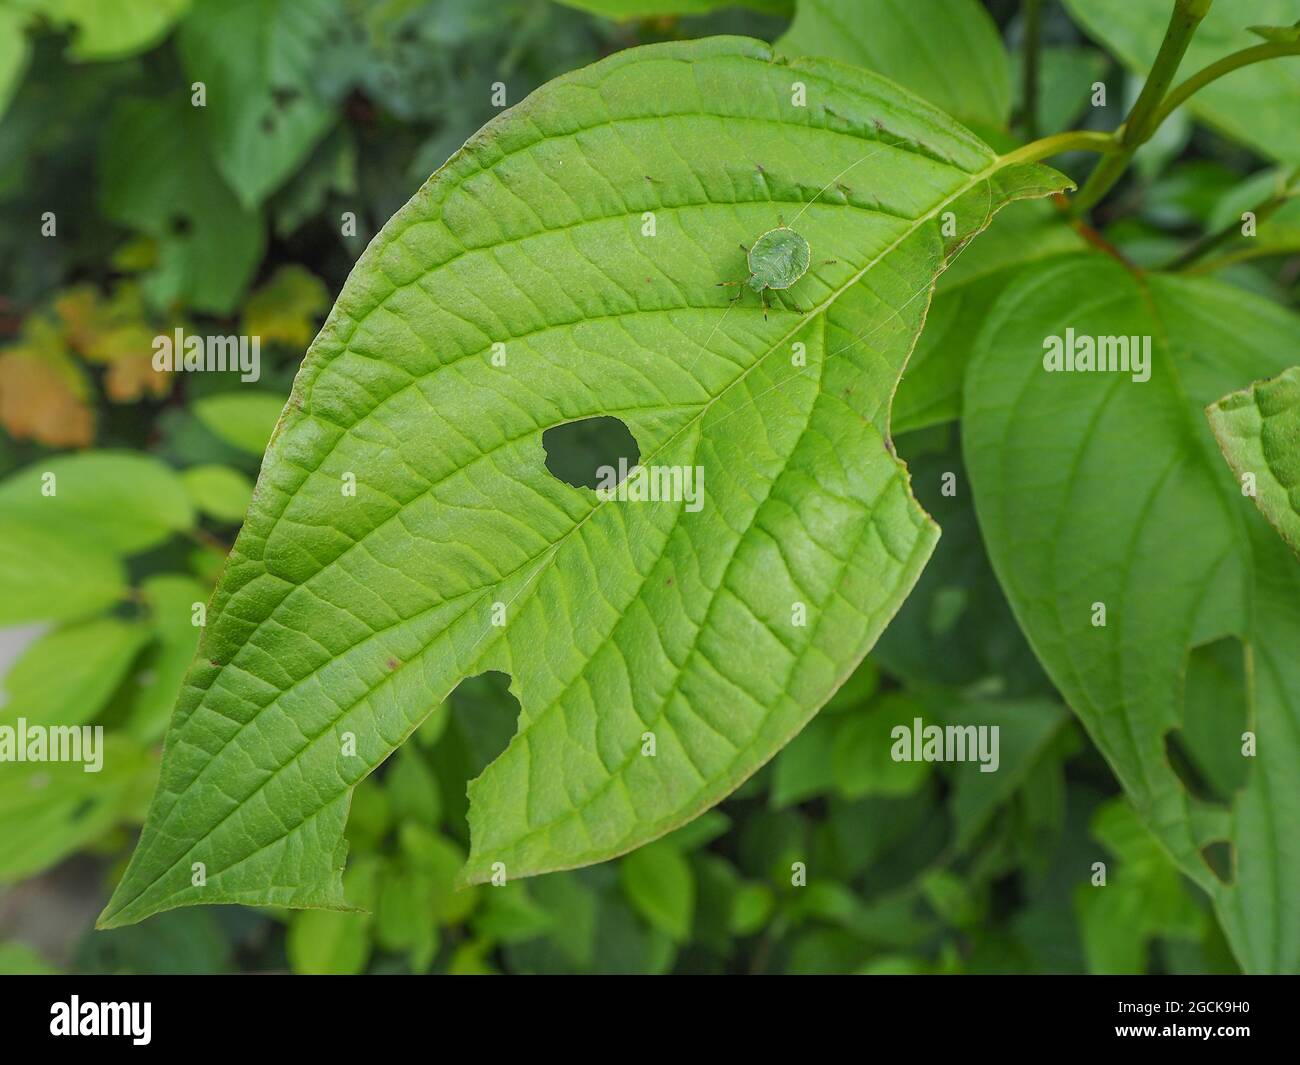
xmin=717 ymin=216 xmax=834 ymax=319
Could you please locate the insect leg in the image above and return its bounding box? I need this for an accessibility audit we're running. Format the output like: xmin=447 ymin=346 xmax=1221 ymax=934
xmin=716 ymin=280 xmax=746 ymax=305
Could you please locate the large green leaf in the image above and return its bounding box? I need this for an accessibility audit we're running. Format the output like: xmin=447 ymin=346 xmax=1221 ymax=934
xmin=1063 ymin=0 xmax=1300 ymax=164
xmin=176 ymin=0 xmax=338 ymax=209
xmin=1207 ymin=364 xmax=1300 ymax=556
xmin=964 ymin=256 xmax=1300 ymax=972
xmin=99 ymin=37 xmax=1068 ymax=928
xmin=777 ymin=0 xmax=1012 ymax=133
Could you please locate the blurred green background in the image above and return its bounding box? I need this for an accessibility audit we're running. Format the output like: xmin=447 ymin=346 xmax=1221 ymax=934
xmin=0 ymin=0 xmax=1291 ymax=974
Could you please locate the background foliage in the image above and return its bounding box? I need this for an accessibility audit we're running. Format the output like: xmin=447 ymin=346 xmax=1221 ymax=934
xmin=0 ymin=0 xmax=1294 ymax=974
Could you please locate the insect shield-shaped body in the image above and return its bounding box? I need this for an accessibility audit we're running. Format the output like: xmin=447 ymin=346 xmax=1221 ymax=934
xmin=718 ymin=219 xmax=824 ymax=319
xmin=747 ymin=225 xmax=811 ymax=292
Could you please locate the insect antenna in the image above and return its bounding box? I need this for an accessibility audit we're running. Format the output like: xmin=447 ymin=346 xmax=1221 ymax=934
xmin=787 ymin=143 xmax=889 ymax=228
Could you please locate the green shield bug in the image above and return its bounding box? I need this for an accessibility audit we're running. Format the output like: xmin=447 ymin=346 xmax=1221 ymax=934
xmin=718 ymin=215 xmax=834 ymax=319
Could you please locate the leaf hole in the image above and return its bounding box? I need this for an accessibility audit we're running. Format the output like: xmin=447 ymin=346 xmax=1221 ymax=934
xmin=1167 ymin=637 xmax=1249 ymax=805
xmin=1163 ymin=730 xmax=1225 ymax=806
xmin=444 ymin=671 xmax=522 ymax=777
xmin=542 ymin=416 xmax=639 ymax=491
xmin=1200 ymin=840 xmax=1233 ymax=885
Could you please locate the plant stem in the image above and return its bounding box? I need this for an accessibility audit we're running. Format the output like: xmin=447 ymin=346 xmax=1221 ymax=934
xmin=1071 ymin=0 xmax=1213 ymax=216
xmin=1065 ymin=206 xmax=1138 ymax=268
xmin=998 ymin=129 xmax=1118 ymax=168
xmin=1022 ymin=0 xmax=1042 ymax=140
xmin=999 ymin=133 xmax=1125 ymax=266
xmin=1184 ymin=243 xmax=1300 ymax=275
xmin=1169 ymin=165 xmax=1300 ymax=271
xmin=1146 ymin=41 xmax=1300 ymax=134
